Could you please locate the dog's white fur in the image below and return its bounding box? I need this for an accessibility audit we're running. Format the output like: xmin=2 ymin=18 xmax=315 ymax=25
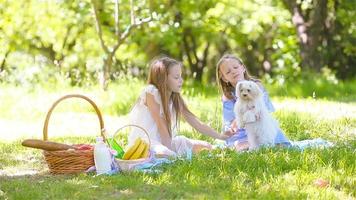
xmin=234 ymin=80 xmax=278 ymax=150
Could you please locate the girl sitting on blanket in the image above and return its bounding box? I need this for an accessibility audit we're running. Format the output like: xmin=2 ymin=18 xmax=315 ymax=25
xmin=128 ymin=56 xmax=229 ymax=157
xmin=216 ymin=54 xmax=291 ymax=151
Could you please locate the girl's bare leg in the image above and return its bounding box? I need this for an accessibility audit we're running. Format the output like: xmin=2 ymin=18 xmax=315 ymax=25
xmin=234 ymin=141 xmax=249 ymax=151
xmin=192 ymin=142 xmax=212 ymax=153
xmin=190 ymin=139 xmax=213 ymax=153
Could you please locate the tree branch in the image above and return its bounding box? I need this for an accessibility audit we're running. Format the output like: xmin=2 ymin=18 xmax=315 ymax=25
xmin=61 ymin=26 xmax=71 ymax=52
xmin=0 ymin=49 xmax=10 ymax=72
xmin=111 ymin=17 xmax=152 ymax=53
xmin=182 ymin=31 xmax=194 ymax=68
xmin=114 ymin=0 xmax=120 ymax=37
xmin=189 ymin=31 xmax=199 ymax=64
xmin=201 ymin=42 xmax=210 ymax=68
xmin=91 ymin=0 xmax=110 ymax=54
xmin=130 ymin=0 xmax=135 ymax=25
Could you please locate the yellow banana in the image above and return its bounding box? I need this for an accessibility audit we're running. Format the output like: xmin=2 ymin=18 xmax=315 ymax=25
xmin=140 ymin=141 xmax=149 ymax=158
xmin=123 ymin=138 xmax=142 ymax=160
xmin=129 ymin=140 xmax=146 ymax=160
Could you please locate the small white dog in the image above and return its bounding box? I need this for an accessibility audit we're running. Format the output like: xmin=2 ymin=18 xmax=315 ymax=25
xmin=234 ymin=80 xmax=278 ymax=150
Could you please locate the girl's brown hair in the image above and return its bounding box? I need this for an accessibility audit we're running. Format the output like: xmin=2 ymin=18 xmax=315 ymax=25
xmin=147 ymin=56 xmax=191 ymax=137
xmin=216 ymin=54 xmax=257 ymax=100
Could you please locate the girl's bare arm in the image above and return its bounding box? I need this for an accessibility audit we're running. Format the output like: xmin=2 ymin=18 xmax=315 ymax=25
xmin=182 ymin=108 xmax=228 ymax=140
xmin=145 ymin=93 xmax=172 ymax=149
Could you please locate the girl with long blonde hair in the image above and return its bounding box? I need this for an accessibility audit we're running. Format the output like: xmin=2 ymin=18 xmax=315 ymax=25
xmin=129 ymin=56 xmax=229 ymax=157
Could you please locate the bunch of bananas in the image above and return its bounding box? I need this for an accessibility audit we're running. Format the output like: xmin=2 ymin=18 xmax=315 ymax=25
xmin=122 ymin=138 xmax=149 ymax=160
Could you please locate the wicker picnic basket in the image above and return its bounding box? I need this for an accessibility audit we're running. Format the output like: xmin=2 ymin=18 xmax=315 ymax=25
xmin=42 ymin=94 xmax=106 ymax=174
xmin=112 ymin=124 xmax=151 ymax=171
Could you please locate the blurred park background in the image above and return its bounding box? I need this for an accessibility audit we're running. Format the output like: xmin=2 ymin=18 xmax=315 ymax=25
xmin=0 ymin=0 xmax=355 ymax=90
xmin=0 ymin=1 xmax=355 ymax=199
xmin=1 ymin=0 xmax=355 ymax=141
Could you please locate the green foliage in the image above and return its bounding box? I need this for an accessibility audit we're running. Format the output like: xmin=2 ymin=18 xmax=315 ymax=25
xmin=1 ymin=0 xmax=354 ymax=86
xmin=0 ymin=0 xmax=99 ymax=85
xmin=328 ymin=0 xmax=356 ymax=79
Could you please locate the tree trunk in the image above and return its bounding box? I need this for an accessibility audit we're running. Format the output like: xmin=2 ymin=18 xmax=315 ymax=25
xmin=283 ymin=0 xmax=328 ymax=71
xmin=100 ymin=54 xmax=113 ymax=90
xmin=182 ymin=28 xmax=210 ymax=82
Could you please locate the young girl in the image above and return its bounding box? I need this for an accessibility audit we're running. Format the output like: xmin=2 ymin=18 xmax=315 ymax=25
xmin=216 ymin=54 xmax=290 ymax=150
xmin=128 ymin=56 xmax=229 ymax=157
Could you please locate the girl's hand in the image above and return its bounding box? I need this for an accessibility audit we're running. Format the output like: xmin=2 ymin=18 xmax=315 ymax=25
xmin=224 ymin=129 xmax=235 ymax=137
xmin=218 ymin=134 xmax=230 ymax=141
xmin=231 ymin=119 xmax=238 ymax=131
xmin=218 ymin=130 xmax=235 ymax=140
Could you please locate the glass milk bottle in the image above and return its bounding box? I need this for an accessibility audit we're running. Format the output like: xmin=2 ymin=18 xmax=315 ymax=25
xmin=93 ymin=136 xmax=111 ymax=174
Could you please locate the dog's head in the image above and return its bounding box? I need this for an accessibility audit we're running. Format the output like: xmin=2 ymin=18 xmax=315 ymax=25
xmin=236 ymin=80 xmax=262 ymax=101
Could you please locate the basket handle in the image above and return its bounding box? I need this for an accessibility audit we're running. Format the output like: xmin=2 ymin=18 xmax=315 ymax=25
xmin=43 ymin=94 xmax=105 ymax=141
xmin=113 ymin=124 xmax=151 ymax=146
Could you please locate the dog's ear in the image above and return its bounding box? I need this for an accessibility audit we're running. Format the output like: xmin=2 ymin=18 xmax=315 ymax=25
xmin=251 ymin=82 xmax=262 ymax=98
xmin=236 ymin=82 xmax=239 ymax=90
xmin=237 ymin=82 xmax=243 ymax=93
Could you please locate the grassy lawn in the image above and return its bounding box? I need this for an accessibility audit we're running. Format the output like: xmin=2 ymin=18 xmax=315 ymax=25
xmin=0 ymin=80 xmax=355 ymax=199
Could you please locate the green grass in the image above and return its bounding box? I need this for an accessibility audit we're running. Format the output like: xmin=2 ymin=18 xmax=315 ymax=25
xmin=266 ymin=78 xmax=356 ymax=102
xmin=0 ymin=79 xmax=355 ymax=199
xmin=1 ymin=144 xmax=355 ymax=199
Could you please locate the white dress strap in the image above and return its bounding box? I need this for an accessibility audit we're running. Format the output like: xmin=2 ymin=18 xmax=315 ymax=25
xmin=139 ymin=84 xmax=164 ymax=117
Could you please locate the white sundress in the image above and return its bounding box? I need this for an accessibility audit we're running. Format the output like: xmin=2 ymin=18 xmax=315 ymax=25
xmin=128 ymin=84 xmax=202 ymax=157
